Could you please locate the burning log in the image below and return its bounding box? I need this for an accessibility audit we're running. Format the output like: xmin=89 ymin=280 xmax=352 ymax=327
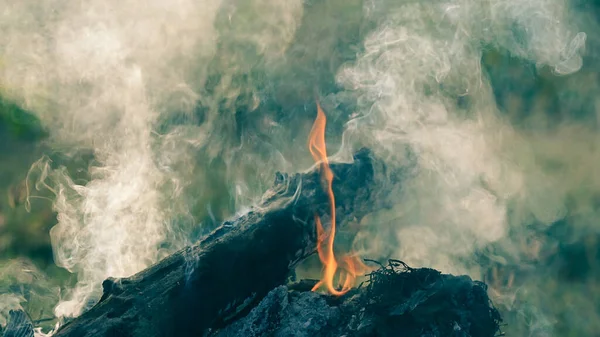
xmin=53 ymin=148 xmax=395 ymax=337
xmin=46 ymin=104 xmax=502 ymax=337
xmin=211 ymin=260 xmax=502 ymax=337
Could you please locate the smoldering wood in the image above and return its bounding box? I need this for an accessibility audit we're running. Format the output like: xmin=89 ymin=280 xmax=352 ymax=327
xmin=210 ymin=260 xmax=503 ymax=337
xmin=53 ymin=148 xmax=396 ymax=337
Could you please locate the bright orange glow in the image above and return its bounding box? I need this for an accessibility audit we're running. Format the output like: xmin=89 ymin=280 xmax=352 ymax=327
xmin=308 ymin=101 xmax=369 ymax=296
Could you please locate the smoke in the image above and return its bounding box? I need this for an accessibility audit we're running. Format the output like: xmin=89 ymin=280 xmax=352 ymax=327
xmin=0 ymin=294 xmax=23 ymax=328
xmin=0 ymin=259 xmax=58 ymax=329
xmin=333 ymin=0 xmax=595 ymax=336
xmin=337 ymin=0 xmax=584 ymax=270
xmin=0 ymin=0 xmax=599 ymax=335
xmin=0 ymin=0 xmax=304 ymax=318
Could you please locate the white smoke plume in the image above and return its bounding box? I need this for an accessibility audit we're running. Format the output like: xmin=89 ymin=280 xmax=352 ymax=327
xmin=337 ymin=0 xmax=585 ymax=272
xmin=333 ymin=1 xmax=593 ymax=335
xmin=0 ymin=0 xmax=303 ymax=318
xmin=0 ymin=0 xmax=598 ymax=336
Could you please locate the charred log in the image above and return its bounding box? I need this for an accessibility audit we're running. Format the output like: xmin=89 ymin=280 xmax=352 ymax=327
xmin=210 ymin=260 xmax=503 ymax=337
xmin=54 ymin=148 xmax=397 ymax=337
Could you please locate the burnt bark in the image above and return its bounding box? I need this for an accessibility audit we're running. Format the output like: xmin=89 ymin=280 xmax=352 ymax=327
xmin=210 ymin=261 xmax=503 ymax=337
xmin=54 ymin=148 xmax=396 ymax=337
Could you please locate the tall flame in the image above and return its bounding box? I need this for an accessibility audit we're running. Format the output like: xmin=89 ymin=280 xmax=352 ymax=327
xmin=308 ymin=101 xmax=369 ymax=296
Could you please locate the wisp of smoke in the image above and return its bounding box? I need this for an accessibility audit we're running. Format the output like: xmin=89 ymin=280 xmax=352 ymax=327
xmin=0 ymin=0 xmax=599 ymax=336
xmin=0 ymin=259 xmax=58 ymax=330
xmin=0 ymin=294 xmax=24 ymax=329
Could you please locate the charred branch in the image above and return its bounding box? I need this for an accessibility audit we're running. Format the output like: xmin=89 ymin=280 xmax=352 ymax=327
xmin=53 ymin=148 xmax=397 ymax=337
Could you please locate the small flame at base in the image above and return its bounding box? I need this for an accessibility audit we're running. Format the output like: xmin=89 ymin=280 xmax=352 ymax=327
xmin=308 ymin=101 xmax=370 ymax=296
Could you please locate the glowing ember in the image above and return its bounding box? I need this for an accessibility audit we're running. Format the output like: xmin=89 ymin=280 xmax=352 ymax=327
xmin=308 ymin=101 xmax=368 ymax=296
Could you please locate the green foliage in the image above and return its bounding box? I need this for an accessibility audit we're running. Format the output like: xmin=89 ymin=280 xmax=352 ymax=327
xmin=0 ymin=98 xmax=47 ymax=142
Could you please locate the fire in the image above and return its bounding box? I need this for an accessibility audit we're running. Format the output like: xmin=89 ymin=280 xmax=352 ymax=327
xmin=308 ymin=101 xmax=369 ymax=296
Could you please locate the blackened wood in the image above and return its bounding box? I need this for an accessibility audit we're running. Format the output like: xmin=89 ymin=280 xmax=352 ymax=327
xmin=54 ymin=148 xmax=395 ymax=337
xmin=211 ymin=261 xmax=503 ymax=337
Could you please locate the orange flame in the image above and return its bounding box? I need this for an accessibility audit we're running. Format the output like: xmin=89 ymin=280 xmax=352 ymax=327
xmin=308 ymin=101 xmax=368 ymax=296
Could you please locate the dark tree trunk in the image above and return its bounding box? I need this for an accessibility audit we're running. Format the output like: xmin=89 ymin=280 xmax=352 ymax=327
xmin=54 ymin=149 xmax=395 ymax=337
